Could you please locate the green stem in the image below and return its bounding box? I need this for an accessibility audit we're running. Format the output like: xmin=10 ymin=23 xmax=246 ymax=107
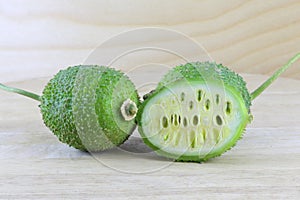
xmin=0 ymin=83 xmax=41 ymax=102
xmin=251 ymin=53 xmax=300 ymax=101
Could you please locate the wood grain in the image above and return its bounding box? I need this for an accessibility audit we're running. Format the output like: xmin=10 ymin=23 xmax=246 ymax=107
xmin=0 ymin=74 xmax=299 ymax=199
xmin=0 ymin=0 xmax=299 ymax=83
xmin=0 ymin=2 xmax=299 ymax=198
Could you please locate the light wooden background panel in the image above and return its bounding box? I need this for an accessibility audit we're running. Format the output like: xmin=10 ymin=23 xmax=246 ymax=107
xmin=0 ymin=0 xmax=299 ymax=83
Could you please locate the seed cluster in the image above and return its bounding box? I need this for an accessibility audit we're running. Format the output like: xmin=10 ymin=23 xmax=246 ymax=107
xmin=156 ymin=87 xmax=234 ymax=149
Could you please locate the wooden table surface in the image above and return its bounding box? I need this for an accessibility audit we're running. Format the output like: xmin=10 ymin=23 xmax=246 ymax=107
xmin=0 ymin=73 xmax=299 ymax=199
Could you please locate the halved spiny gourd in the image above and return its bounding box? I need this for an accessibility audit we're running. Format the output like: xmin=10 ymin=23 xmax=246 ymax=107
xmin=137 ymin=62 xmax=250 ymax=162
xmin=137 ymin=53 xmax=300 ymax=162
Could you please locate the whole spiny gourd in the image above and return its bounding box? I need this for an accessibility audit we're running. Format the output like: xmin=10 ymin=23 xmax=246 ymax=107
xmin=137 ymin=53 xmax=300 ymax=162
xmin=0 ymin=65 xmax=139 ymax=152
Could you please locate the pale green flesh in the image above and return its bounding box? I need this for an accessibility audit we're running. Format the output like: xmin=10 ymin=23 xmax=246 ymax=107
xmin=141 ymin=81 xmax=249 ymax=158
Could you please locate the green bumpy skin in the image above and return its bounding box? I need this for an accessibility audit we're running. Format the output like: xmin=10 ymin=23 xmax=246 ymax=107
xmin=40 ymin=65 xmax=139 ymax=151
xmin=137 ymin=62 xmax=252 ymax=162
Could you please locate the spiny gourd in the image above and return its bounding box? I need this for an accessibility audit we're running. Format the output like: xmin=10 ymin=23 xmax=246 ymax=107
xmin=0 ymin=65 xmax=139 ymax=152
xmin=137 ymin=53 xmax=300 ymax=162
